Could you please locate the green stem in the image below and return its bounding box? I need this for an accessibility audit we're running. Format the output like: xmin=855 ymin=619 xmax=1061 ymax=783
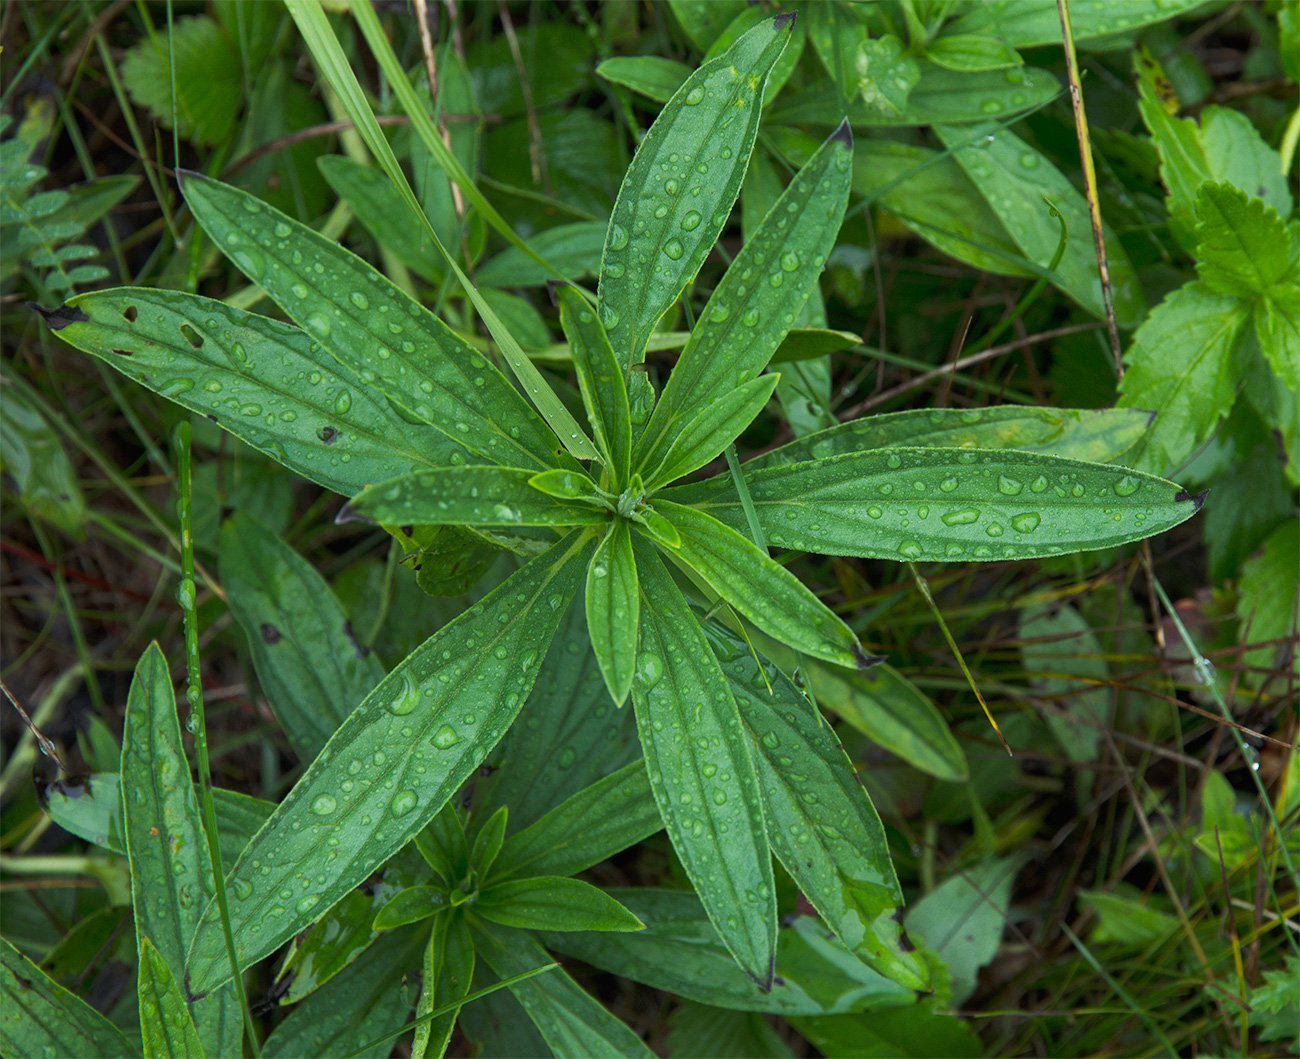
xmin=173 ymin=423 xmax=262 ymax=1058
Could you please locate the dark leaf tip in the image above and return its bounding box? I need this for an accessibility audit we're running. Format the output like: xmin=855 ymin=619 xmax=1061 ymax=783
xmin=773 ymin=10 xmax=796 ymax=31
xmin=830 ymin=118 xmax=853 ymax=149
xmin=852 ymin=643 xmax=887 ymax=670
xmin=334 ymin=502 xmax=374 ymax=526
xmin=27 ymin=302 xmax=89 ymax=331
xmin=1174 ymin=487 xmax=1209 ymax=512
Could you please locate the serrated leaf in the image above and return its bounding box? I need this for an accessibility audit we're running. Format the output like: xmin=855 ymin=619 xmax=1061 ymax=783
xmin=477 ymin=877 xmax=644 ymax=933
xmin=472 ymin=924 xmax=655 ymax=1058
xmin=346 ymin=466 xmax=607 ymax=527
xmin=752 ymin=406 xmax=1155 ymax=469
xmin=632 ymin=543 xmax=775 ymax=987
xmin=546 ymin=890 xmax=914 ymax=1015
xmin=668 ymin=448 xmax=1201 ymax=561
xmin=185 ymin=533 xmax=593 ymax=994
xmin=46 ymin=289 xmax=465 ymax=497
xmin=138 ymin=938 xmax=206 ymax=1059
xmin=0 ymin=937 xmax=135 ymax=1058
xmin=121 ymin=645 xmax=240 ymax=1058
xmin=221 ymin=512 xmax=384 ymax=761
xmin=558 ymin=286 xmax=632 ymax=484
xmin=637 ymin=123 xmax=852 ymax=477
xmin=599 ymin=15 xmax=794 ymax=369
xmin=596 ymin=56 xmax=691 ymax=103
xmin=587 ymin=520 xmax=639 ymax=705
xmin=767 ymin=63 xmax=1059 ymax=128
xmin=655 ymin=500 xmax=862 ymax=668
xmin=1194 ymin=181 xmax=1298 ymax=297
xmin=412 ymin=914 xmax=473 ymax=1059
xmin=1237 ymin=520 xmax=1300 ymax=684
xmin=701 ymin=621 xmax=929 ymax=991
xmin=644 ymin=374 xmax=779 ymax=490
xmin=935 ymin=124 xmax=1144 ymax=324
xmin=1256 ymin=278 xmax=1300 ymax=392
xmin=180 ymin=172 xmax=570 ymax=472
xmin=121 ymin=15 xmax=241 ymax=145
xmin=491 ymin=760 xmax=660 ymax=881
xmin=1118 ymin=282 xmax=1249 ymax=472
xmin=262 ymin=926 xmax=424 ymax=1059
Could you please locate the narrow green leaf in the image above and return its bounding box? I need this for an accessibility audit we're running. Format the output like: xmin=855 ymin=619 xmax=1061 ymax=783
xmin=0 ymin=937 xmax=134 ymax=1058
xmin=1118 ymin=283 xmax=1249 ymax=473
xmin=596 ymin=56 xmax=691 ymax=103
xmin=769 ymin=328 xmax=862 ymax=364
xmin=546 ymin=890 xmax=914 ymax=1015
xmin=599 ymin=15 xmax=795 ymax=369
xmin=701 ymin=622 xmax=928 ymax=990
xmin=412 ymin=914 xmax=473 ymax=1059
xmin=317 ymin=154 xmax=439 ymax=281
xmin=927 ymin=33 xmax=1022 ymax=71
xmin=491 ymin=760 xmax=660 ymax=882
xmin=290 ymin=0 xmax=598 ymax=462
xmin=372 ymin=886 xmax=447 ymax=931
xmin=654 ymin=500 xmax=863 ymax=668
xmin=185 ymin=533 xmax=593 ymax=994
xmin=586 ymin=520 xmax=639 ymax=705
xmin=948 ymin=0 xmax=1205 ymax=46
xmin=221 ymin=512 xmax=384 ymax=761
xmin=139 ymin=938 xmax=206 ymax=1059
xmin=749 ymin=406 xmax=1156 ymax=470
xmin=472 ymin=924 xmax=655 ymax=1058
xmin=121 ymin=644 xmax=239 ymax=1058
xmin=667 ymin=448 xmax=1204 ymax=561
xmin=557 ymin=285 xmax=632 ymax=483
xmin=528 ymin=468 xmax=607 ymax=504
xmin=345 ymin=466 xmax=608 ymax=528
xmin=0 ymin=380 xmax=86 ymax=538
xmin=262 ymin=926 xmax=425 ymax=1059
xmin=935 ymin=123 xmax=1144 ymax=324
xmin=636 ymin=122 xmax=852 ymax=475
xmin=477 ymin=877 xmax=645 ymax=933
xmin=39 ymin=288 xmax=465 ymax=497
xmin=669 ymin=0 xmax=748 ymax=51
xmin=470 ymin=602 xmax=641 ymax=835
xmin=470 ymin=806 xmax=509 ymax=878
xmin=1194 ymin=180 xmax=1298 ymax=298
xmin=180 ymin=172 xmax=570 ymax=472
xmin=643 ymin=373 xmax=779 ymax=490
xmin=767 ymin=63 xmax=1059 ymax=128
xmin=632 ymin=543 xmax=775 ymax=987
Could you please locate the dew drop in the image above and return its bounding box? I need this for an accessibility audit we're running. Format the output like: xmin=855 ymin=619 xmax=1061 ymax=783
xmin=684 ymin=86 xmax=705 ymax=105
xmin=390 ymin=790 xmax=418 ymax=817
xmin=897 ymin=541 xmax=923 ymax=559
xmin=638 ymin=653 xmax=664 ymax=689
xmin=1011 ymin=512 xmax=1041 ymax=533
xmin=664 ymin=238 xmax=684 ymax=260
xmin=311 ymin=794 xmax=337 ymax=816
xmin=998 ymin=476 xmax=1023 ymax=495
xmin=779 ymin=251 xmax=800 ymax=272
xmin=681 ymin=210 xmax=702 ymax=231
xmin=431 ymin=724 xmax=460 ymax=749
xmin=940 ymin=477 xmax=958 ymax=492
xmin=941 ymin=508 xmax=981 ymax=526
xmin=608 ymin=224 xmax=629 ymax=251
xmin=350 ymin=291 xmax=369 ymax=310
xmin=334 ymin=390 xmax=352 ymax=414
xmin=867 ymin=506 xmax=882 ymax=519
xmin=233 ymin=879 xmax=253 ymax=900
xmin=1114 ymin=475 xmax=1140 ymax=496
xmin=1031 ymin=475 xmax=1049 ymax=493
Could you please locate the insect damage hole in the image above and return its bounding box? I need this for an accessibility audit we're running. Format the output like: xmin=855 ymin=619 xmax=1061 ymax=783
xmin=179 ymin=323 xmax=204 ymax=349
xmin=122 ymin=305 xmax=138 ymax=322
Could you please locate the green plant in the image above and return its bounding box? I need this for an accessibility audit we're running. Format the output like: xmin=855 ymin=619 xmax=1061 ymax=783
xmin=24 ymin=6 xmax=1208 ymax=1046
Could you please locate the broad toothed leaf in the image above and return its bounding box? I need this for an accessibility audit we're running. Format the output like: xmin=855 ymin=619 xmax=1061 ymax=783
xmin=185 ymin=533 xmax=593 ymax=994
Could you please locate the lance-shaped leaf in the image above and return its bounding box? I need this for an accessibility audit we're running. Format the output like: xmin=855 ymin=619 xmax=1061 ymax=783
xmin=1 ymin=939 xmax=134 ymax=1058
xmin=644 ymin=373 xmax=779 ymax=490
xmin=345 ymin=466 xmax=608 ymax=528
xmin=702 ymin=621 xmax=930 ymax=991
xmin=35 ymin=289 xmax=465 ymax=497
xmin=184 ymin=533 xmax=593 ymax=994
xmin=635 ymin=121 xmax=853 ymax=474
xmin=632 ymin=542 xmax=775 ymax=987
xmin=262 ymin=925 xmax=425 ymax=1059
xmin=598 ymin=15 xmax=794 ymax=369
xmin=412 ymin=914 xmax=473 ymax=1059
xmin=138 ymin=938 xmax=206 ymax=1059
xmin=121 ymin=645 xmax=240 ymax=1058
xmin=750 ymin=407 xmax=1156 ymax=470
xmin=477 ymin=877 xmax=645 ymax=932
xmin=666 ymin=448 xmax=1204 ymax=561
xmin=654 ymin=500 xmax=863 ymax=668
xmin=557 ymin=286 xmax=631 ymax=485
xmin=492 ymin=760 xmax=660 ymax=881
xmin=221 ymin=513 xmax=384 ymax=761
xmin=472 ymin=924 xmax=655 ymax=1058
xmin=546 ymin=890 xmax=914 ymax=1015
xmin=948 ymin=0 xmax=1207 ymax=47
xmin=586 ymin=520 xmax=639 ymax=705
xmin=180 ymin=172 xmax=569 ymax=472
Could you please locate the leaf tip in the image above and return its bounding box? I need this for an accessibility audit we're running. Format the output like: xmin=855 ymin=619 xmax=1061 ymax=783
xmin=852 ymin=643 xmax=887 ymax=671
xmin=772 ymin=10 xmax=797 ymax=32
xmin=1174 ymin=487 xmax=1209 ymax=513
xmin=334 ymin=500 xmax=375 ymax=526
xmin=829 ymin=118 xmax=853 ymax=150
xmin=26 ymin=301 xmax=88 ymax=331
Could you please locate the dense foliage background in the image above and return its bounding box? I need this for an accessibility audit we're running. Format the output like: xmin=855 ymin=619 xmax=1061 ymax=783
xmin=1 ymin=1 xmax=1296 ymax=1056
